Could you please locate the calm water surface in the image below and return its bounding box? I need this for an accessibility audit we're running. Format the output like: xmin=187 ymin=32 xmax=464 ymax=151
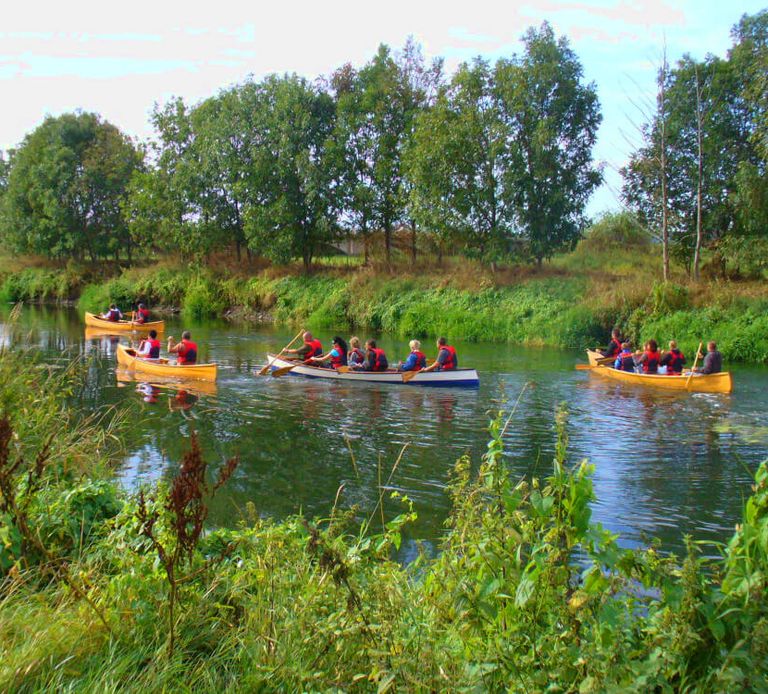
xmin=4 ymin=305 xmax=768 ymax=559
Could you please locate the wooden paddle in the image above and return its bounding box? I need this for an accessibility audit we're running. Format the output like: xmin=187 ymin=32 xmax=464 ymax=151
xmin=685 ymin=341 xmax=704 ymax=390
xmin=574 ymin=364 xmax=594 ymax=370
xmin=271 ymin=362 xmax=301 ymax=378
xmin=402 ymin=360 xmax=436 ymax=383
xmin=258 ymin=329 xmax=304 ymax=376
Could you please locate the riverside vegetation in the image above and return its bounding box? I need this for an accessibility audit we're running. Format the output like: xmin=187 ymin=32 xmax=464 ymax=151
xmin=2 ymin=212 xmax=768 ymax=364
xmin=1 ymin=337 xmax=768 ymax=691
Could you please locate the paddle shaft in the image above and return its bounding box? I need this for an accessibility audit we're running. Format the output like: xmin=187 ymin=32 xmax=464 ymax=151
xmin=685 ymin=341 xmax=704 ymax=390
xmin=259 ymin=329 xmax=305 ymax=376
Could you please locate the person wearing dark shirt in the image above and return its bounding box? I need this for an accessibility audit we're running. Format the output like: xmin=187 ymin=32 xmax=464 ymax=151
xmin=362 ymin=339 xmax=388 ymax=372
xmin=422 ymin=337 xmax=458 ymax=372
xmin=134 ymin=303 xmax=150 ymax=324
xmin=698 ymin=341 xmax=723 ymax=374
xmin=660 ymin=340 xmax=686 ymax=374
xmin=600 ymin=328 xmax=623 ymax=359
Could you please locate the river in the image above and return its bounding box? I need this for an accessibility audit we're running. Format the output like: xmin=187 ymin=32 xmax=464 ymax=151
xmin=3 ymin=305 xmax=768 ymax=560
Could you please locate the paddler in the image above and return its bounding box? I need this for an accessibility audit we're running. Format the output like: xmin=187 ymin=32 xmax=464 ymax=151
xmin=397 ymin=339 xmax=427 ymax=372
xmin=167 ymin=331 xmax=198 ymax=365
xmin=421 ymin=337 xmax=458 ymax=373
xmin=285 ymin=331 xmax=323 ymax=363
xmin=598 ymin=328 xmax=623 ymax=360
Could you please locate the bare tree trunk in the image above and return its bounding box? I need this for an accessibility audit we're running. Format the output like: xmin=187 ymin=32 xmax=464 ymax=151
xmin=693 ymin=64 xmax=704 ymax=281
xmin=410 ymin=221 xmax=417 ymax=265
xmin=658 ymin=48 xmax=670 ymax=282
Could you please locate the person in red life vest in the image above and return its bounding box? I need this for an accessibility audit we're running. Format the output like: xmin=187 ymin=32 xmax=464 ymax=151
xmin=397 ymin=339 xmax=428 ymax=372
xmin=306 ymin=336 xmax=349 ymax=369
xmin=660 ymin=340 xmax=686 ymax=375
xmin=285 ymin=331 xmax=323 ymax=363
xmin=599 ymin=328 xmax=624 ymax=359
xmin=134 ymin=303 xmax=150 ymax=324
xmin=137 ymin=329 xmax=162 ymax=359
xmin=634 ymin=339 xmax=661 ymax=374
xmin=613 ymin=342 xmax=636 ymax=372
xmin=422 ymin=336 xmax=458 ymax=372
xmin=167 ymin=331 xmax=198 ymax=365
xmin=347 ymin=336 xmax=365 ymax=369
xmin=361 ymin=339 xmax=388 ymax=372
xmin=101 ymin=304 xmax=123 ymax=322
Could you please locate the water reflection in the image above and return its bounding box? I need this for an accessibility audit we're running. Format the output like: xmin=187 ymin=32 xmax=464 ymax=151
xmin=1 ymin=304 xmax=767 ymax=558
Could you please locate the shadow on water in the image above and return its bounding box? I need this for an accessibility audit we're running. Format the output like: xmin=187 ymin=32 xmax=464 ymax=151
xmin=3 ymin=304 xmax=768 ymax=558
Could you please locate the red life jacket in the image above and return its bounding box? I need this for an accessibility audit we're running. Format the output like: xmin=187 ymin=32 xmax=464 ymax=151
xmin=303 ymin=339 xmax=323 ymax=361
xmin=666 ymin=350 xmax=685 ymax=374
xmin=348 ymin=347 xmax=364 ymax=365
xmin=643 ymin=350 xmax=661 ymax=374
xmin=147 ymin=338 xmax=161 ymax=359
xmin=330 ymin=347 xmax=347 ymax=369
xmin=440 ymin=345 xmax=458 ymax=370
xmin=178 ymin=339 xmax=198 ymax=365
xmin=135 ymin=307 xmax=150 ymax=324
xmin=106 ymin=309 xmax=121 ymax=322
xmin=370 ymin=347 xmax=388 ymax=371
xmin=412 ymin=350 xmax=427 ymax=369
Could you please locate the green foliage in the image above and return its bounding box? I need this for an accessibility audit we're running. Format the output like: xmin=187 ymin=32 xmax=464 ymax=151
xmin=717 ymin=235 xmax=768 ymax=279
xmin=650 ymin=281 xmax=691 ymax=314
xmin=0 ymin=267 xmax=83 ymax=304
xmin=578 ymin=210 xmax=652 ymax=251
xmin=623 ymin=10 xmax=768 ymax=274
xmin=0 ymin=112 xmax=142 ymax=261
xmin=2 ymin=347 xmax=768 ymax=690
xmin=182 ymin=276 xmax=225 ymax=320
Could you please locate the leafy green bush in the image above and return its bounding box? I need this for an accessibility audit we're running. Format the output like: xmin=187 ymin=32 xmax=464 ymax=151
xmin=717 ymin=235 xmax=768 ymax=279
xmin=650 ymin=280 xmax=691 ymax=314
xmin=578 ymin=211 xmax=652 ymax=251
xmin=182 ymin=276 xmax=226 ymax=320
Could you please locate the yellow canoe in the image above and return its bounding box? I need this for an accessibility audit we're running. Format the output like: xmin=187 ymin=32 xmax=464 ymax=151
xmin=116 ymin=343 xmax=217 ymax=382
xmin=85 ymin=312 xmax=165 ymax=333
xmin=587 ymin=349 xmax=614 ymax=366
xmin=588 ymin=364 xmax=733 ymax=394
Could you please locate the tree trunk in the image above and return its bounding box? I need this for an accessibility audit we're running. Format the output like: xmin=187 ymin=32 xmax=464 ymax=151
xmin=235 ymin=240 xmax=241 ymax=263
xmin=658 ymin=50 xmax=670 ymax=282
xmin=693 ymin=65 xmax=704 ymax=282
xmin=410 ymin=221 xmax=417 ymax=265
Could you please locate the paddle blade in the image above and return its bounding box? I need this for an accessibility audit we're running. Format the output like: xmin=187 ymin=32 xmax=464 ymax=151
xmin=257 ymin=363 xmax=271 ymax=376
xmin=335 ymin=366 xmax=351 ymax=373
xmin=402 ymin=369 xmax=421 ymax=383
xmin=271 ymin=364 xmax=297 ymax=378
xmin=574 ymin=364 xmax=594 ymax=370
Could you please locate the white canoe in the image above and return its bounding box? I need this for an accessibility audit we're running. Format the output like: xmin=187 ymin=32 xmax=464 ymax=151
xmin=267 ymin=354 xmax=479 ymax=388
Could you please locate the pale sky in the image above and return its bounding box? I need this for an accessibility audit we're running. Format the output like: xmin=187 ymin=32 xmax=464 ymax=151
xmin=1 ymin=0 xmax=765 ymax=214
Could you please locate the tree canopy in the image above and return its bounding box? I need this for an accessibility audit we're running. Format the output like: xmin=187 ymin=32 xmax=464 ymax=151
xmin=1 ymin=113 xmax=142 ymax=261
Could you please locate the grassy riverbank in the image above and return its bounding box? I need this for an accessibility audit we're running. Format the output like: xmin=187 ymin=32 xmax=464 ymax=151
xmin=1 ymin=342 xmax=767 ymax=691
xmin=2 ymin=237 xmax=768 ymax=363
